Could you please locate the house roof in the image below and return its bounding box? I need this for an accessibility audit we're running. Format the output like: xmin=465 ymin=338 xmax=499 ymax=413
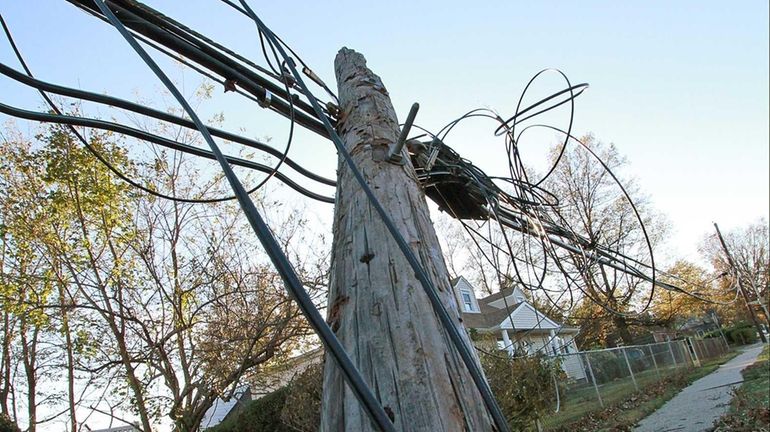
xmin=478 ymin=286 xmax=516 ymax=304
xmin=455 ymin=282 xmax=576 ymax=333
xmin=461 ymin=300 xmax=522 ymax=329
xmin=89 ymin=427 xmax=139 ymax=432
xmin=200 ymin=386 xmax=250 ymax=429
xmin=498 ymin=302 xmax=560 ymax=330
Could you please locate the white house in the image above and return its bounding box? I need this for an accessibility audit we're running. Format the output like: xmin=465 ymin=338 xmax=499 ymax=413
xmin=452 ymin=276 xmax=586 ymax=380
xmin=200 ymin=386 xmax=252 ymax=430
xmin=200 ymin=348 xmax=323 ymax=430
xmin=86 ymin=426 xmax=140 ymax=432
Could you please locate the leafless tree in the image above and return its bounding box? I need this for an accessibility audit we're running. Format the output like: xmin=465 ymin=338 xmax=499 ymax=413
xmin=544 ymin=134 xmax=668 ymax=346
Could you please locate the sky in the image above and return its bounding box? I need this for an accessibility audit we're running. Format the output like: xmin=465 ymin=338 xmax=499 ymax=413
xmin=1 ymin=1 xmax=767 ymax=264
xmin=0 ymin=1 xmax=768 ymax=429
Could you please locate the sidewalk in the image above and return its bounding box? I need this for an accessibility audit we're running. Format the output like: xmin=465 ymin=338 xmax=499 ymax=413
xmin=634 ymin=343 xmax=766 ymax=432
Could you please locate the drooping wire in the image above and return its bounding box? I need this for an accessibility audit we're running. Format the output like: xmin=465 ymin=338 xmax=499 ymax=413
xmin=410 ymin=69 xmax=727 ymax=330
xmin=0 ymin=62 xmax=335 ymax=188
xmin=0 ymin=11 xmax=340 ymax=205
xmin=233 ymin=1 xmax=511 ymax=430
xmin=86 ymin=2 xmax=396 ymax=431
xmin=0 ymin=102 xmax=334 ymax=204
xmin=0 ymin=13 xmax=234 ymax=204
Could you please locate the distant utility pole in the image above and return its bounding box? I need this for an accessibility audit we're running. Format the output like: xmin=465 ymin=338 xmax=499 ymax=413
xmin=714 ymin=223 xmax=768 ymax=343
xmin=321 ymin=48 xmax=496 ymax=431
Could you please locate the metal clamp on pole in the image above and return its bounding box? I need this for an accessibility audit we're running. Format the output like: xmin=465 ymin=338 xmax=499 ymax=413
xmin=258 ymin=90 xmax=272 ymax=108
xmin=388 ymin=102 xmax=419 ymax=164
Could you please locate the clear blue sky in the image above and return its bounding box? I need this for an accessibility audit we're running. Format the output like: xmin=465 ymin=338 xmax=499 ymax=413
xmin=0 ymin=2 xmax=767 ymax=430
xmin=1 ymin=0 xmax=768 ymax=265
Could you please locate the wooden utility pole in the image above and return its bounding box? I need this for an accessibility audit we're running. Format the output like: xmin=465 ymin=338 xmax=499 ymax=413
xmin=714 ymin=223 xmax=768 ymax=343
xmin=320 ymin=48 xmax=495 ymax=431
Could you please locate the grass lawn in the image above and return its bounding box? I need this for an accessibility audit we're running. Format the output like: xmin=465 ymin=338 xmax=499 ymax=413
xmin=712 ymin=344 xmax=770 ymax=431
xmin=542 ymin=350 xmax=739 ymax=431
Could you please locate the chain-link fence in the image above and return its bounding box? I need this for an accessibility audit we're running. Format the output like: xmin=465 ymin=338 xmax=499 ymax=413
xmin=539 ymin=337 xmax=730 ymax=428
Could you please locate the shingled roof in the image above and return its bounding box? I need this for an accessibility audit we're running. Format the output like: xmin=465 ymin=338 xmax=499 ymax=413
xmin=461 ymin=300 xmax=524 ymax=330
xmin=457 ymin=284 xmax=527 ymax=330
xmin=455 ymin=283 xmax=575 ymax=332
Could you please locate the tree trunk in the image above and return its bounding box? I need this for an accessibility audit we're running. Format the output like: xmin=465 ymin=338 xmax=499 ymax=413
xmin=58 ymin=283 xmax=78 ymax=432
xmin=320 ymin=48 xmax=494 ymax=432
xmin=20 ymin=324 xmax=37 ymax=432
xmin=0 ymin=312 xmax=12 ymax=417
xmin=612 ymin=315 xmax=634 ymax=346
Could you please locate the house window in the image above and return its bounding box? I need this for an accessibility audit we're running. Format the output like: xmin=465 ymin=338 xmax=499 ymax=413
xmin=461 ymin=291 xmax=473 ymax=311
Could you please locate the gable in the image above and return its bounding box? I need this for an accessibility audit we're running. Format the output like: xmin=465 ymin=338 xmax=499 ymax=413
xmin=487 ymin=286 xmax=528 ymax=309
xmin=452 ymin=276 xmax=480 ymax=313
xmin=498 ymin=302 xmax=560 ymax=330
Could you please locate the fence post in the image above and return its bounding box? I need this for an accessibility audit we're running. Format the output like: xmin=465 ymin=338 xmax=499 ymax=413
xmin=622 ymin=347 xmax=639 ymax=391
xmin=720 ymin=336 xmax=729 ymax=354
xmin=668 ymin=340 xmax=677 ymax=367
xmin=647 ymin=344 xmax=660 ymax=378
xmin=719 ymin=331 xmax=730 ymax=352
xmin=696 ymin=339 xmax=706 ymax=362
xmin=680 ymin=340 xmax=694 ymax=366
xmin=582 ymin=353 xmax=604 ymax=408
xmin=688 ymin=338 xmax=701 ymax=367
xmin=718 ymin=337 xmax=727 ymax=355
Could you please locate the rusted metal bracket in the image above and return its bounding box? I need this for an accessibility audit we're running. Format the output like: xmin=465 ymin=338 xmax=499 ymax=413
xmin=387 ymin=102 xmax=419 ymax=164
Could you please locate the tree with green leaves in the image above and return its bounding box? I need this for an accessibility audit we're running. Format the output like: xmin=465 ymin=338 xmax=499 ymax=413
xmin=701 ymin=220 xmax=770 ymax=327
xmin=1 ymin=112 xmax=325 ymax=431
xmin=651 ymin=260 xmax=734 ymax=328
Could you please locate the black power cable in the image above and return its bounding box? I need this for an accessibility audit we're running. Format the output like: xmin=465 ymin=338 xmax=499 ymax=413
xmin=0 ymin=101 xmax=334 ymax=204
xmin=0 ymin=62 xmax=335 ymax=188
xmin=234 ymin=1 xmax=512 ymax=431
xmin=87 ymin=2 xmax=396 ymax=432
xmin=66 ymin=0 xmax=332 ymax=138
xmin=0 ymin=13 xmax=240 ymax=204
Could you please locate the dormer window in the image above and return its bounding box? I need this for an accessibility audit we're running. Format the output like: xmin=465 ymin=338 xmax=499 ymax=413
xmin=461 ymin=291 xmax=474 ymax=311
xmin=451 ymin=276 xmax=479 ymax=313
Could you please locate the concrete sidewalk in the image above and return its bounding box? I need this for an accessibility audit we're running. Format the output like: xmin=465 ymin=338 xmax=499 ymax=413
xmin=634 ymin=343 xmax=766 ymax=432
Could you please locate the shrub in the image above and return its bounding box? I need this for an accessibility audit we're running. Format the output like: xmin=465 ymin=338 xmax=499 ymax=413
xmin=280 ymin=363 xmax=323 ymax=432
xmin=480 ymin=350 xmax=564 ymax=430
xmin=207 ymin=386 xmax=292 ymax=432
xmin=0 ymin=414 xmax=20 ymax=432
xmin=585 ymin=350 xmax=625 ymax=382
xmin=723 ymin=322 xmax=758 ymax=345
xmin=213 ymin=350 xmax=565 ymax=432
xmin=208 ymin=363 xmax=323 ymax=432
xmin=728 ymin=327 xmax=757 ymax=345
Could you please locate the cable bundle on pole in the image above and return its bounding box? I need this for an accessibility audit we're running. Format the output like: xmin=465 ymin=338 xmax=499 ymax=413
xmin=0 ymin=2 xmax=735 ymax=430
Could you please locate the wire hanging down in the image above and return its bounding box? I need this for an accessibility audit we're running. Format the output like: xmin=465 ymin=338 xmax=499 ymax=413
xmin=82 ymin=1 xmax=398 ymax=430
xmin=0 ymin=0 xmax=729 ymax=429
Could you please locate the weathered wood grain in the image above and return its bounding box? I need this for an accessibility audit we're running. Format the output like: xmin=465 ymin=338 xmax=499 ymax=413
xmin=320 ymin=48 xmax=495 ymax=432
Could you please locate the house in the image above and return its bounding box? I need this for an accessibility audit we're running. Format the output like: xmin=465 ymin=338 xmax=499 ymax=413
xmin=200 ymin=386 xmax=252 ymax=430
xmin=648 ymin=326 xmax=681 ymax=343
xmin=452 ymin=276 xmax=586 ymax=380
xmin=200 ymin=348 xmax=323 ymax=429
xmin=678 ymin=315 xmax=719 ymax=337
xmin=86 ymin=426 xmax=140 ymax=432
